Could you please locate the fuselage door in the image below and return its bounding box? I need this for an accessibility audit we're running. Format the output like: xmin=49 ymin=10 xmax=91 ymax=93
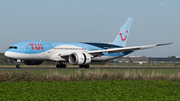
xmin=47 ymin=45 xmax=51 ymax=53
xmin=24 ymin=45 xmax=29 ymax=52
xmin=86 ymin=47 xmax=91 ymax=51
xmin=43 ymin=43 xmax=52 ymax=53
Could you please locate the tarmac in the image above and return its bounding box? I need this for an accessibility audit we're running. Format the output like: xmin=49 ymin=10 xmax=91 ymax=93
xmin=1 ymin=67 xmax=180 ymax=70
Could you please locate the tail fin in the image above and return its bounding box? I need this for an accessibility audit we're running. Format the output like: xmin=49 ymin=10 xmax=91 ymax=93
xmin=110 ymin=17 xmax=133 ymax=47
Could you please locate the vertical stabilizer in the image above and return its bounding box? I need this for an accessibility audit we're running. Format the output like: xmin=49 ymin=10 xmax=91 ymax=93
xmin=110 ymin=18 xmax=133 ymax=47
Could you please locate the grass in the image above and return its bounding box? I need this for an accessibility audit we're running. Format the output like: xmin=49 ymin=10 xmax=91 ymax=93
xmin=1 ymin=68 xmax=180 ymax=100
xmin=1 ymin=63 xmax=180 ymax=68
xmin=2 ymin=69 xmax=180 ymax=76
xmin=1 ymin=80 xmax=180 ymax=100
xmin=1 ymin=69 xmax=180 ymax=82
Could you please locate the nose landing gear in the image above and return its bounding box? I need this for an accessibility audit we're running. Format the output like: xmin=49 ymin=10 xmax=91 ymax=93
xmin=16 ymin=59 xmax=21 ymax=68
xmin=16 ymin=64 xmax=21 ymax=68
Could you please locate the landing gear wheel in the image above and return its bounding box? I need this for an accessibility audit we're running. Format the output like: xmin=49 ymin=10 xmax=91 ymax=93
xmin=84 ymin=65 xmax=89 ymax=68
xmin=62 ymin=64 xmax=66 ymax=68
xmin=79 ymin=65 xmax=89 ymax=68
xmin=16 ymin=64 xmax=21 ymax=68
xmin=56 ymin=64 xmax=60 ymax=68
xmin=56 ymin=63 xmax=66 ymax=68
xmin=79 ymin=65 xmax=83 ymax=68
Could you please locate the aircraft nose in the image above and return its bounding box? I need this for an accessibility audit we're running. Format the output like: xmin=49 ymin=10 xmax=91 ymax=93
xmin=4 ymin=51 xmax=11 ymax=58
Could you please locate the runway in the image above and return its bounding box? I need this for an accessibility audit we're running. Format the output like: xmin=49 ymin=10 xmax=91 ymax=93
xmin=1 ymin=67 xmax=180 ymax=70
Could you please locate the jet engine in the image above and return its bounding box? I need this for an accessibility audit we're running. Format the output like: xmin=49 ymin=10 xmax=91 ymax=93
xmin=68 ymin=53 xmax=91 ymax=65
xmin=24 ymin=60 xmax=43 ymax=65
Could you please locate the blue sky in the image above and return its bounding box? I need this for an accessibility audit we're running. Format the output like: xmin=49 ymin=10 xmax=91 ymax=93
xmin=0 ymin=0 xmax=179 ymax=57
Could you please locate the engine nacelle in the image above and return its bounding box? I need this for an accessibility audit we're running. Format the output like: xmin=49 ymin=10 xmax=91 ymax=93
xmin=24 ymin=60 xmax=43 ymax=65
xmin=68 ymin=53 xmax=91 ymax=65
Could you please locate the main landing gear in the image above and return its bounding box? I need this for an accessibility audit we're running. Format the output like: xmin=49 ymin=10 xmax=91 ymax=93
xmin=56 ymin=63 xmax=89 ymax=68
xmin=79 ymin=64 xmax=89 ymax=68
xmin=56 ymin=63 xmax=66 ymax=68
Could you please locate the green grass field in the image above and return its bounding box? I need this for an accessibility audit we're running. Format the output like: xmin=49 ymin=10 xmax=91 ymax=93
xmin=1 ymin=65 xmax=180 ymax=100
xmin=0 ymin=80 xmax=180 ymax=100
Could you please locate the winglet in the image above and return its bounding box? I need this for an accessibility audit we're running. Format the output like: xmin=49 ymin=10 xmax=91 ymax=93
xmin=156 ymin=42 xmax=173 ymax=46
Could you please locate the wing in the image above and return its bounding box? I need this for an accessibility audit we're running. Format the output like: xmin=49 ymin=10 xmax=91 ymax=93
xmin=88 ymin=42 xmax=173 ymax=57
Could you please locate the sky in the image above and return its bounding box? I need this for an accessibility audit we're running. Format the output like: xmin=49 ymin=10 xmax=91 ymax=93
xmin=0 ymin=0 xmax=179 ymax=57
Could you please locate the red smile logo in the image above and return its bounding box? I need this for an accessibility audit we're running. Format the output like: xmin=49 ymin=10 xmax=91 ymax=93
xmin=119 ymin=30 xmax=128 ymax=41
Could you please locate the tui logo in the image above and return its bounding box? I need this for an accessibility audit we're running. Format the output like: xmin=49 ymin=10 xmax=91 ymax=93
xmin=119 ymin=30 xmax=128 ymax=41
xmin=29 ymin=43 xmax=43 ymax=50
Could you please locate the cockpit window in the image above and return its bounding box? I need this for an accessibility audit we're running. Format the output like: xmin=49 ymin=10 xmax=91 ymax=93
xmin=9 ymin=46 xmax=13 ymax=49
xmin=8 ymin=46 xmax=18 ymax=49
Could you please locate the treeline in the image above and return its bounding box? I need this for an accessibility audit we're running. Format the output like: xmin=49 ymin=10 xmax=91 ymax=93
xmin=0 ymin=53 xmax=12 ymax=64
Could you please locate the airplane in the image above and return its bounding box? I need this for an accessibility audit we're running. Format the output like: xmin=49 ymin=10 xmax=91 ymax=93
xmin=4 ymin=18 xmax=172 ymax=68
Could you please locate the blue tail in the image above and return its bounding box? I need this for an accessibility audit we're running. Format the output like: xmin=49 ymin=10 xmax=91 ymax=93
xmin=110 ymin=18 xmax=133 ymax=47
